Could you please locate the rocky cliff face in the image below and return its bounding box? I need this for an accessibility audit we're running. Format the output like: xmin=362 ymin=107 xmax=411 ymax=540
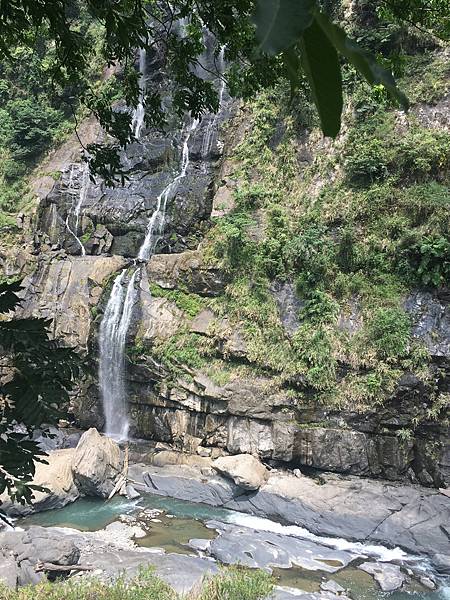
xmin=8 ymin=39 xmax=449 ymax=488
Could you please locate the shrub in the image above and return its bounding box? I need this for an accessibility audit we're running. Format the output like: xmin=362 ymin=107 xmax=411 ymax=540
xmin=399 ymin=234 xmax=450 ymax=287
xmin=366 ymin=307 xmax=411 ymax=359
xmin=299 ymin=290 xmax=339 ymax=325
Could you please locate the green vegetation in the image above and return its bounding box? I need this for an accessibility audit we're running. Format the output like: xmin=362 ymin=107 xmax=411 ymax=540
xmin=2 ymin=0 xmax=446 ymax=184
xmin=0 ymin=281 xmax=81 ymax=512
xmin=0 ymin=13 xmax=104 ymax=231
xmin=149 ymin=284 xmax=205 ymax=318
xmin=190 ymin=17 xmax=448 ymax=412
xmin=0 ymin=566 xmax=274 ymax=600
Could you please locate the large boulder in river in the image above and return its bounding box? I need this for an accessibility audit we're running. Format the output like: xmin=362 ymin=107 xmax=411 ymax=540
xmin=72 ymin=428 xmax=123 ymax=498
xmin=359 ymin=562 xmax=405 ymax=592
xmin=0 ymin=448 xmax=79 ymax=517
xmin=213 ymin=454 xmax=268 ymax=490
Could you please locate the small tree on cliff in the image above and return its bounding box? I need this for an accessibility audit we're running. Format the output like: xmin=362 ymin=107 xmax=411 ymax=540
xmin=0 ymin=281 xmax=80 ymax=517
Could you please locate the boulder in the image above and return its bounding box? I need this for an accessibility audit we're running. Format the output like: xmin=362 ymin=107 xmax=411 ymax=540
xmin=72 ymin=428 xmax=123 ymax=498
xmin=321 ymin=580 xmax=346 ymax=594
xmin=0 ymin=448 xmax=79 ymax=516
xmin=358 ymin=562 xmax=405 ymax=592
xmin=433 ymin=554 xmax=450 ymax=575
xmin=0 ymin=551 xmax=19 ymax=589
xmin=0 ymin=527 xmax=80 ymax=586
xmin=213 ymin=454 xmax=268 ymax=490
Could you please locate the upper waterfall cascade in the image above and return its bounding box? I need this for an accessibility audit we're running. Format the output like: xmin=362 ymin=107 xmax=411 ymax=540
xmin=132 ymin=48 xmax=147 ymax=139
xmin=98 ymin=38 xmax=227 ymax=441
xmin=64 ymin=162 xmax=90 ymax=256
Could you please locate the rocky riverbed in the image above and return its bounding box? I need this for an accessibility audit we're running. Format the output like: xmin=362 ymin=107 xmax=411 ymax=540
xmin=1 ymin=429 xmax=449 ymax=598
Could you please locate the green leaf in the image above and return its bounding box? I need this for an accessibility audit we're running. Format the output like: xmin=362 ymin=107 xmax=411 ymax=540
xmin=282 ymin=47 xmax=301 ymax=97
xmin=314 ymin=11 xmax=409 ymax=110
xmin=300 ymin=18 xmax=343 ymax=137
xmin=254 ymin=0 xmax=316 ymax=55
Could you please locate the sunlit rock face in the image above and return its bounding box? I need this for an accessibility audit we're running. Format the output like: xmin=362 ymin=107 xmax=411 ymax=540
xmin=19 ymin=25 xmax=449 ymax=488
xmin=37 ymin=35 xmax=232 ymax=259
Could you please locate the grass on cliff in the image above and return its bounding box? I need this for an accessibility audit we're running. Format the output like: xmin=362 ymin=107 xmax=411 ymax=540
xmin=0 ymin=567 xmax=274 ymax=600
xmin=196 ymin=48 xmax=450 ymax=413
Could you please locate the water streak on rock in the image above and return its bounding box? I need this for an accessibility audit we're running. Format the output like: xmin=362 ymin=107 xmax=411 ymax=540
xmin=201 ymin=45 xmax=226 ymax=159
xmin=132 ymin=48 xmax=147 ymax=139
xmin=65 ymin=163 xmax=89 ymax=255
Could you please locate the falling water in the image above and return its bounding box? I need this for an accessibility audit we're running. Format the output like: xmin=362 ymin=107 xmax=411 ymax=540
xmin=201 ymin=45 xmax=226 ymax=158
xmin=98 ymin=268 xmax=139 ymax=440
xmin=65 ymin=162 xmax=89 ymax=255
xmin=138 ymin=118 xmax=199 ymax=260
xmin=99 ymin=111 xmax=200 ymax=439
xmin=132 ymin=48 xmax=147 ymax=139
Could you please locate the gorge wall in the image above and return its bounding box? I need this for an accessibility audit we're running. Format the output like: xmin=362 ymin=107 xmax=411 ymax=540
xmin=2 ymin=22 xmax=449 ymax=488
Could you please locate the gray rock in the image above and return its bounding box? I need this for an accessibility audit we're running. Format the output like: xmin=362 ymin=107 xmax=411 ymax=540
xmin=0 ymin=527 xmax=81 ymax=586
xmin=10 ymin=524 xmax=218 ymax=595
xmin=125 ymin=484 xmax=141 ymax=500
xmin=433 ymin=554 xmax=450 ymax=574
xmin=205 ymin=521 xmax=356 ymax=572
xmin=0 ymin=551 xmax=19 ymax=589
xmin=135 ymin=464 xmax=450 ymax=566
xmin=0 ymin=448 xmax=79 ymax=517
xmin=320 ymin=580 xmax=345 ymax=594
xmin=420 ymin=576 xmax=436 ymax=590
xmin=358 ymin=562 xmax=405 ymax=592
xmin=405 ymin=290 xmax=450 ymax=357
xmin=270 ymin=281 xmax=303 ymax=335
xmin=72 ymin=428 xmax=123 ymax=498
xmin=213 ymin=454 xmax=268 ymax=490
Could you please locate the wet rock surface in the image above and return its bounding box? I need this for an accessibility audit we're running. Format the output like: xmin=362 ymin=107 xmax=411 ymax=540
xmin=201 ymin=521 xmax=356 ymax=572
xmin=131 ymin=463 xmax=450 ymax=568
xmin=358 ymin=561 xmax=405 ymax=592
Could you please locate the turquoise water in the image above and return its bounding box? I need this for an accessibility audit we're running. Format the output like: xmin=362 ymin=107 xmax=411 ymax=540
xmin=22 ymin=494 xmax=449 ymax=599
xmin=23 ymin=496 xmax=140 ymax=530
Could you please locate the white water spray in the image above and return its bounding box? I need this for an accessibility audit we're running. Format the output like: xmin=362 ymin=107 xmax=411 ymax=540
xmin=100 ymin=109 xmax=200 ymax=439
xmin=99 ymin=268 xmax=139 ymax=440
xmin=138 ymin=118 xmax=199 ymax=260
xmin=201 ymin=45 xmax=226 ymax=158
xmin=65 ymin=162 xmax=89 ymax=255
xmin=132 ymin=48 xmax=147 ymax=139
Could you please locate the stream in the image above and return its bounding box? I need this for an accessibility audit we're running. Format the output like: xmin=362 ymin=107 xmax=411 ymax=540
xmin=22 ymin=493 xmax=450 ymax=599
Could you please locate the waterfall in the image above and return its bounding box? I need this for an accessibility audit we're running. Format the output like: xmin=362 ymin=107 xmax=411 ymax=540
xmin=99 ymin=116 xmax=200 ymax=440
xmin=201 ymin=45 xmax=226 ymax=158
xmin=65 ymin=162 xmax=89 ymax=255
xmin=138 ymin=118 xmax=199 ymax=260
xmin=99 ymin=268 xmax=139 ymax=440
xmin=132 ymin=48 xmax=147 ymax=139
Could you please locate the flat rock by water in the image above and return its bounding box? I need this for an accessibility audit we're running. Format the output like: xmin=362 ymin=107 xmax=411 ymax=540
xmin=130 ymin=463 xmax=450 ymax=570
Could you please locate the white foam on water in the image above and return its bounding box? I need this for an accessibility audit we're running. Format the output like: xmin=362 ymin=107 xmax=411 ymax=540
xmin=225 ymin=511 xmax=412 ymax=563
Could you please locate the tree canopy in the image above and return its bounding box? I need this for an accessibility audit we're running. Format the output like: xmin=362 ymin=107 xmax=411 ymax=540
xmin=0 ymin=281 xmax=81 ymax=516
xmin=2 ymin=0 xmax=446 ymax=183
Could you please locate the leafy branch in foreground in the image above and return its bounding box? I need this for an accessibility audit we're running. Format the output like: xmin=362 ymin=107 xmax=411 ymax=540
xmin=0 ymin=0 xmax=418 ymax=185
xmin=253 ymin=0 xmax=410 ymax=137
xmin=0 ymin=281 xmax=81 ymax=511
